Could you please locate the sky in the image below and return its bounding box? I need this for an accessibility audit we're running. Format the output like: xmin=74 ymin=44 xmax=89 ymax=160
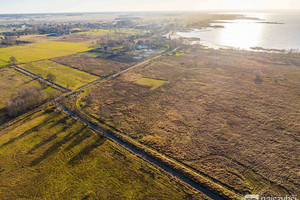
xmin=0 ymin=0 xmax=299 ymax=14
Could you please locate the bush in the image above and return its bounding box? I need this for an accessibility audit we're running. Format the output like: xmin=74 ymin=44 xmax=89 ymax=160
xmin=254 ymin=70 xmax=263 ymax=84
xmin=47 ymin=73 xmax=56 ymax=82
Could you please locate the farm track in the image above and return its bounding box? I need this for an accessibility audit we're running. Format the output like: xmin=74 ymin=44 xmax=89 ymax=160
xmin=1 ymin=50 xmax=232 ymax=200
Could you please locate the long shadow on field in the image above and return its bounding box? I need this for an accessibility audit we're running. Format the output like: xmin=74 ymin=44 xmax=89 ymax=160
xmin=26 ymin=120 xmax=77 ymax=154
xmin=30 ymin=127 xmax=86 ymax=166
xmin=48 ymin=115 xmax=69 ymax=129
xmin=64 ymin=130 xmax=93 ymax=152
xmin=0 ymin=116 xmax=53 ymax=148
xmin=0 ymin=108 xmax=11 ymax=128
xmin=68 ymin=135 xmax=106 ymax=165
xmin=21 ymin=78 xmax=37 ymax=85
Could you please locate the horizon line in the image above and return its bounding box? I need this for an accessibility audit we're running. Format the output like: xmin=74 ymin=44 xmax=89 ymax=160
xmin=1 ymin=9 xmax=300 ymax=15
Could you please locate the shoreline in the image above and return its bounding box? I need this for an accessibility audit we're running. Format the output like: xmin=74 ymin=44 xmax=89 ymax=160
xmin=174 ymin=12 xmax=296 ymax=53
xmin=175 ymin=30 xmax=299 ymax=53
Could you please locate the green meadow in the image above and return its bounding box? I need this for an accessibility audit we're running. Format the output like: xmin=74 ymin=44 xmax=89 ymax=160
xmin=0 ymin=60 xmax=8 ymax=67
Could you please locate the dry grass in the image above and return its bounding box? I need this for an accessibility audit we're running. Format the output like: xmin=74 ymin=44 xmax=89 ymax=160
xmin=77 ymin=47 xmax=300 ymax=197
xmin=51 ymin=54 xmax=128 ymax=77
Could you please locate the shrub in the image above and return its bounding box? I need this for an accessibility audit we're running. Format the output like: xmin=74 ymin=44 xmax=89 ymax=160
xmin=254 ymin=70 xmax=263 ymax=84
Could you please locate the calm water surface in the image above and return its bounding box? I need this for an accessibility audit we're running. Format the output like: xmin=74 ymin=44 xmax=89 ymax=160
xmin=177 ymin=12 xmax=300 ymax=50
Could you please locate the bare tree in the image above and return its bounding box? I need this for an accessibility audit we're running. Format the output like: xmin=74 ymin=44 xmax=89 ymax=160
xmin=6 ymin=86 xmax=44 ymax=117
xmin=47 ymin=73 xmax=56 ymax=82
xmin=9 ymin=56 xmax=18 ymax=64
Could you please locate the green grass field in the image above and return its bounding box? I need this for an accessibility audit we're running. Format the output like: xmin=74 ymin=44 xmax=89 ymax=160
xmin=0 ymin=41 xmax=92 ymax=63
xmin=135 ymin=78 xmax=167 ymax=90
xmin=0 ymin=107 xmax=201 ymax=200
xmin=0 ymin=60 xmax=8 ymax=67
xmin=20 ymin=60 xmax=98 ymax=90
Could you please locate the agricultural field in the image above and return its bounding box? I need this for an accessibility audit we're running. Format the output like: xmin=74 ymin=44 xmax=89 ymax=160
xmin=0 ymin=67 xmax=61 ymax=124
xmin=51 ymin=54 xmax=128 ymax=77
xmin=0 ymin=107 xmax=204 ymax=200
xmin=0 ymin=41 xmax=92 ymax=63
xmin=20 ymin=60 xmax=98 ymax=90
xmin=73 ymin=47 xmax=300 ymax=197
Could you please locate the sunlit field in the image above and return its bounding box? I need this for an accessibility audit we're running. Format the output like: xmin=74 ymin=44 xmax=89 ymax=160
xmin=0 ymin=8 xmax=299 ymax=200
xmin=0 ymin=41 xmax=92 ymax=63
xmin=135 ymin=77 xmax=167 ymax=90
xmin=20 ymin=60 xmax=98 ymax=90
xmin=0 ymin=107 xmax=202 ymax=200
xmin=0 ymin=60 xmax=8 ymax=67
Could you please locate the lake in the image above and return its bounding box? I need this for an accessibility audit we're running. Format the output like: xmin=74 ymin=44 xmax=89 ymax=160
xmin=177 ymin=12 xmax=300 ymax=50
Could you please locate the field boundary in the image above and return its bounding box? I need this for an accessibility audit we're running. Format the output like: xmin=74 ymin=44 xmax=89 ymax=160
xmin=11 ymin=65 xmax=70 ymax=92
xmin=50 ymin=56 xmax=130 ymax=78
xmin=49 ymin=59 xmax=103 ymax=77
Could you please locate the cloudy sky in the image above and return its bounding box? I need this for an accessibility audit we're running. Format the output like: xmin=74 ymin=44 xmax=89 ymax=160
xmin=0 ymin=0 xmax=299 ymax=14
